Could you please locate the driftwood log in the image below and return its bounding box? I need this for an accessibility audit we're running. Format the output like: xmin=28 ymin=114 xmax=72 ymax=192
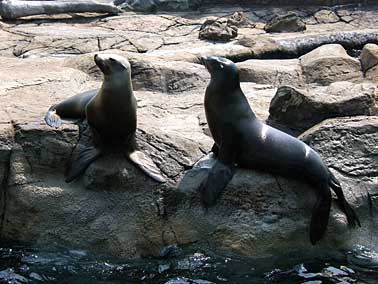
xmin=0 ymin=0 xmax=120 ymax=20
xmin=237 ymin=30 xmax=378 ymax=60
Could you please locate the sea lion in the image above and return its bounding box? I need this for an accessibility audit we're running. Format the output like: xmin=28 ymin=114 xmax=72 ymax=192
xmin=200 ymin=56 xmax=360 ymax=244
xmin=45 ymin=53 xmax=165 ymax=183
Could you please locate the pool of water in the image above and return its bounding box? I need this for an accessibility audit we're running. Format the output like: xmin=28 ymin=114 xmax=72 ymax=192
xmin=0 ymin=243 xmax=377 ymax=284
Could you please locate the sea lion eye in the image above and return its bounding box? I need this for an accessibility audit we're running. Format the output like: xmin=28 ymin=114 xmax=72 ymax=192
xmin=220 ymin=64 xmax=224 ymax=69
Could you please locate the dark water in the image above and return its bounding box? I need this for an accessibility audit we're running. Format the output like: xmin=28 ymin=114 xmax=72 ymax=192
xmin=0 ymin=244 xmax=377 ymax=284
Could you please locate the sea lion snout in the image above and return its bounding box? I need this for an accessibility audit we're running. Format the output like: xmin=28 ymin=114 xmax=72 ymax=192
xmin=93 ymin=53 xmax=131 ymax=76
xmin=201 ymin=56 xmax=235 ymax=74
xmin=201 ymin=56 xmax=217 ymax=72
xmin=94 ymin=53 xmax=110 ymax=75
xmin=200 ymin=55 xmax=210 ymax=69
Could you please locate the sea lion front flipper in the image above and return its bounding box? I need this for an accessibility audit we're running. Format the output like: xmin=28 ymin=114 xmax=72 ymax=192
xmin=211 ymin=143 xmax=219 ymax=156
xmin=65 ymin=146 xmax=102 ymax=183
xmin=45 ymin=107 xmax=62 ymax=128
xmin=309 ymin=187 xmax=331 ymax=244
xmin=200 ymin=129 xmax=238 ymax=207
xmin=128 ymin=151 xmax=166 ymax=183
xmin=200 ymin=160 xmax=235 ymax=208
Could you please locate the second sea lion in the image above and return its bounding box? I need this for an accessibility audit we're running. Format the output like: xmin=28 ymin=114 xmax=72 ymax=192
xmin=199 ymin=55 xmax=360 ymax=244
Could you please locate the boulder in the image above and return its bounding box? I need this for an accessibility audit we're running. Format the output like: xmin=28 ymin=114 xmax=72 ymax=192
xmin=237 ymin=59 xmax=304 ymax=87
xmin=360 ymin=43 xmax=378 ymax=72
xmin=2 ymin=112 xmax=378 ymax=258
xmin=199 ymin=20 xmax=238 ymax=42
xmin=264 ymin=12 xmax=306 ymax=33
xmin=300 ymin=44 xmax=363 ymax=85
xmin=227 ymin=11 xmax=255 ymax=28
xmin=268 ymin=82 xmax=378 ymax=134
xmin=314 ymin=9 xmax=340 ymax=24
xmin=0 ymin=54 xmax=377 ymax=258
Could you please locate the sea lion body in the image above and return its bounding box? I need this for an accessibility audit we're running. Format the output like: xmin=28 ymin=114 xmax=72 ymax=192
xmin=45 ymin=54 xmax=165 ymax=183
xmin=201 ymin=56 xmax=360 ymax=244
xmin=208 ymin=102 xmax=326 ymax=182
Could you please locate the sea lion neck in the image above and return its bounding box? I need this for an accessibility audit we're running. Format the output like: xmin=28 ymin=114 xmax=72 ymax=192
xmin=102 ymin=72 xmax=133 ymax=96
xmin=209 ymin=72 xmax=241 ymax=94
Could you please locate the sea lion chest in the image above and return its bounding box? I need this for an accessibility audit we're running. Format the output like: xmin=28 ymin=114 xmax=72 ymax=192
xmin=85 ymin=89 xmax=137 ymax=143
xmin=204 ymin=88 xmax=223 ymax=145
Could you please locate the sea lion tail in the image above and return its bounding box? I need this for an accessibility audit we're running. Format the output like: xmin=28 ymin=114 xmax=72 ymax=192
xmin=44 ymin=105 xmax=62 ymax=128
xmin=128 ymin=151 xmax=166 ymax=183
xmin=329 ymin=171 xmax=361 ymax=228
xmin=65 ymin=146 xmax=102 ymax=183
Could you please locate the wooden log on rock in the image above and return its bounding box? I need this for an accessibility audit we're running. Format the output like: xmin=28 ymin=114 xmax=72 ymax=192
xmin=0 ymin=0 xmax=120 ymax=20
xmin=237 ymin=30 xmax=378 ymax=60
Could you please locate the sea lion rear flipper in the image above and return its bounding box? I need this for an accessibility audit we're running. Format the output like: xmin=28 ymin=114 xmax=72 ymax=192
xmin=44 ymin=89 xmax=99 ymax=128
xmin=309 ymin=188 xmax=331 ymax=245
xmin=65 ymin=146 xmax=102 ymax=183
xmin=128 ymin=151 xmax=166 ymax=183
xmin=329 ymin=172 xmax=361 ymax=227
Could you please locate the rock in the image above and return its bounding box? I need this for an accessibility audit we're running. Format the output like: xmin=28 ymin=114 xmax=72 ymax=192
xmin=237 ymin=59 xmax=304 ymax=87
xmin=199 ymin=19 xmax=238 ymax=42
xmin=0 ymin=269 xmax=28 ymax=283
xmin=366 ymin=65 xmax=378 ymax=82
xmin=1 ymin=54 xmax=377 ymax=258
xmin=314 ymin=9 xmax=340 ymax=24
xmin=268 ymin=82 xmax=378 ymax=134
xmin=360 ymin=43 xmax=378 ymax=72
xmin=165 ymin=277 xmax=215 ymax=284
xmin=264 ymin=12 xmax=306 ymax=33
xmin=227 ymin=11 xmax=255 ymax=28
xmin=2 ymin=5 xmax=378 ymax=261
xmin=300 ymin=44 xmax=363 ymax=85
xmin=129 ymin=56 xmax=209 ymax=93
xmin=3 ymin=113 xmax=377 ymax=258
xmin=63 ymin=51 xmax=209 ymax=93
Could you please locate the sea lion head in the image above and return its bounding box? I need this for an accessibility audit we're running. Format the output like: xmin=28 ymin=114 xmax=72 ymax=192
xmin=94 ymin=53 xmax=131 ymax=77
xmin=201 ymin=56 xmax=239 ymax=85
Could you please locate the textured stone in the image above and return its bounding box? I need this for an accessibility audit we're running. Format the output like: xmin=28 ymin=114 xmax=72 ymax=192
xmin=314 ymin=9 xmax=340 ymax=24
xmin=366 ymin=65 xmax=378 ymax=82
xmin=268 ymin=82 xmax=378 ymax=133
xmin=199 ymin=20 xmax=238 ymax=42
xmin=300 ymin=44 xmax=363 ymax=85
xmin=360 ymin=43 xmax=378 ymax=72
xmin=2 ymin=4 xmax=378 ymax=260
xmin=237 ymin=59 xmax=304 ymax=87
xmin=264 ymin=12 xmax=306 ymax=33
